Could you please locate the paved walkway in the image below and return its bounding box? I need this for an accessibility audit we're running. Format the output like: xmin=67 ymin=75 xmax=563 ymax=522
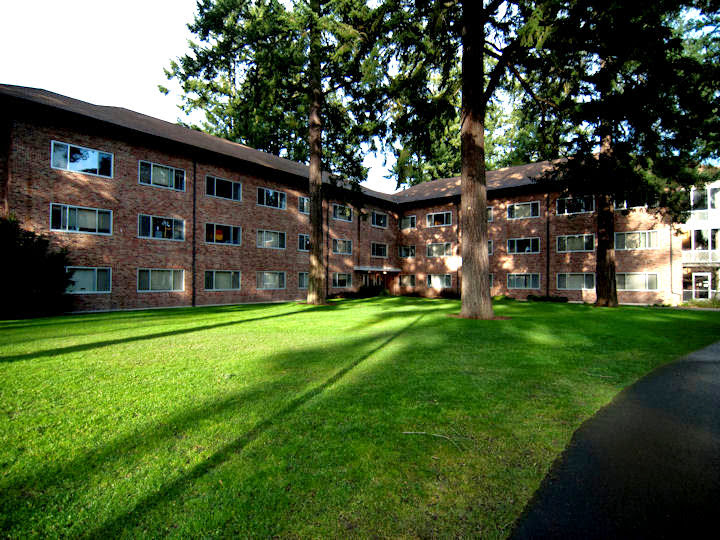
xmin=510 ymin=341 xmax=720 ymax=540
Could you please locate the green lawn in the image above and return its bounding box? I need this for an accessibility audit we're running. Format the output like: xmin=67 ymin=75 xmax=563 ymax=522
xmin=1 ymin=297 xmax=719 ymax=538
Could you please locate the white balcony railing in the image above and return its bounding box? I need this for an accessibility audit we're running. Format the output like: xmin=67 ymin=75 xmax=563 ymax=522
xmin=687 ymin=209 xmax=720 ymax=225
xmin=683 ymin=289 xmax=720 ymax=302
xmin=682 ymin=250 xmax=720 ymax=264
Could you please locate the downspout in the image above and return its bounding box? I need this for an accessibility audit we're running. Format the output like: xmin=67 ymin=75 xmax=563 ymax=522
xmin=192 ymin=160 xmax=197 ymax=307
xmin=545 ymin=193 xmax=551 ymax=297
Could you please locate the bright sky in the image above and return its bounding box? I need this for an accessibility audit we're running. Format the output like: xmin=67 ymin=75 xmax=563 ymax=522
xmin=0 ymin=0 xmax=398 ymax=193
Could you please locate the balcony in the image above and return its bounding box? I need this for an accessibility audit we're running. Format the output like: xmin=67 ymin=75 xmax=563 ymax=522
xmin=687 ymin=208 xmax=720 ymax=225
xmin=682 ymin=250 xmax=720 ymax=264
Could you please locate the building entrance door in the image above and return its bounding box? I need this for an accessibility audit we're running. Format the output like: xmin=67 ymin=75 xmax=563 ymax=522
xmin=692 ymin=272 xmax=711 ymax=299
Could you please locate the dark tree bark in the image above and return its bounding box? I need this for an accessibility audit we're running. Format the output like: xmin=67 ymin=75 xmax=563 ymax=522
xmin=307 ymin=0 xmax=326 ymax=305
xmin=595 ymin=192 xmax=618 ymax=306
xmin=458 ymin=0 xmax=494 ymax=319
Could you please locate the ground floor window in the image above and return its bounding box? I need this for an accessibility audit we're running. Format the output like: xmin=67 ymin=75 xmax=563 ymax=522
xmin=508 ymin=273 xmax=540 ymax=290
xmin=204 ymin=270 xmax=241 ymax=291
xmin=616 ymin=273 xmax=658 ymax=291
xmin=557 ymin=272 xmax=595 ymax=290
xmin=427 ymin=274 xmax=451 ymax=289
xmin=298 ymin=272 xmax=309 ymax=289
xmin=138 ymin=269 xmax=184 ymax=292
xmin=400 ymin=275 xmax=416 ymax=287
xmin=257 ymin=271 xmax=286 ymax=290
xmin=66 ymin=267 xmax=111 ymax=294
xmin=332 ymin=273 xmax=352 ymax=288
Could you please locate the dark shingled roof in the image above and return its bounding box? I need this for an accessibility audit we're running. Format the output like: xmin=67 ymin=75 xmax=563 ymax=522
xmin=0 ymin=84 xmax=556 ymax=205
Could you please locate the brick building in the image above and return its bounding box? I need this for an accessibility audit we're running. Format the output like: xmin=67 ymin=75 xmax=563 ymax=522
xmin=2 ymin=84 xmax=711 ymax=312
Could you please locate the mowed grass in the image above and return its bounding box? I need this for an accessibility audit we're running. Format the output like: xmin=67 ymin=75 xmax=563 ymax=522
xmin=1 ymin=298 xmax=719 ymax=538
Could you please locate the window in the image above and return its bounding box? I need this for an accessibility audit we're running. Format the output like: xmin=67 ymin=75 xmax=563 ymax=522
xmin=487 ymin=207 xmax=494 ymax=222
xmin=298 ymin=234 xmax=311 ymax=251
xmin=371 ymin=211 xmax=388 ymax=228
xmin=614 ymin=192 xmax=659 ymax=210
xmin=299 ymin=196 xmax=310 ymax=214
xmin=400 ymin=275 xmax=416 ymax=287
xmin=488 ymin=240 xmax=493 ymax=255
xmin=489 ymin=274 xmax=494 ymax=288
xmin=557 ymin=273 xmax=595 ymax=290
xmin=399 ymin=245 xmax=415 ymax=258
xmin=507 ymin=201 xmax=540 ymax=219
xmin=138 ymin=269 xmax=184 ymax=292
xmin=257 ymin=271 xmax=286 ymax=290
xmin=205 ymin=223 xmax=241 ymax=245
xmin=332 ymin=204 xmax=353 ymax=222
xmin=426 ymin=211 xmax=452 ymax=227
xmin=50 ymin=203 xmax=112 ymax=235
xmin=616 ymin=273 xmax=659 ymax=291
xmin=557 ymin=234 xmax=594 ymax=252
xmin=684 ymin=229 xmax=720 ymax=251
xmin=371 ymin=242 xmax=388 ymax=258
xmin=139 ymin=160 xmax=185 ymax=191
xmin=427 ymin=242 xmax=452 ymax=257
xmin=556 ymin=196 xmax=595 ymax=215
xmin=332 ymin=238 xmax=352 ymax=254
xmin=508 ymin=273 xmax=540 ymax=289
xmin=51 ymin=141 xmax=113 ymax=178
xmin=204 ymin=270 xmax=241 ymax=291
xmin=332 ymin=273 xmax=352 ymax=288
xmin=257 ymin=187 xmax=286 ymax=209
xmin=138 ymin=214 xmax=185 ymax=241
xmin=257 ymin=230 xmax=286 ymax=249
xmin=400 ymin=215 xmax=416 ymax=230
xmin=206 ymin=175 xmax=241 ymax=201
xmin=507 ymin=237 xmax=540 ymax=254
xmin=298 ymin=272 xmax=309 ymax=289
xmin=427 ymin=274 xmax=452 ymax=289
xmin=66 ymin=267 xmax=111 ymax=294
xmin=615 ymin=230 xmax=658 ymax=250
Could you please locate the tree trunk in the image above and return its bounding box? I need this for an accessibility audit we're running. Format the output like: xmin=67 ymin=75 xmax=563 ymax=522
xmin=595 ymin=192 xmax=618 ymax=306
xmin=459 ymin=0 xmax=494 ymax=319
xmin=307 ymin=0 xmax=326 ymax=305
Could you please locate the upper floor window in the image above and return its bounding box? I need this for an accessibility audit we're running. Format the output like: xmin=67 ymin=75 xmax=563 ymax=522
xmin=206 ymin=175 xmax=241 ymax=201
xmin=138 ymin=268 xmax=184 ymax=292
xmin=206 ymin=223 xmax=241 ymax=245
xmin=50 ymin=203 xmax=112 ymax=235
xmin=205 ymin=270 xmax=241 ymax=291
xmin=299 ymin=196 xmax=310 ymax=214
xmin=507 ymin=237 xmax=540 ymax=254
xmin=557 ymin=234 xmax=594 ymax=253
xmin=488 ymin=240 xmax=493 ymax=255
xmin=615 ymin=230 xmax=658 ymax=250
xmin=332 ymin=238 xmax=352 ymax=255
xmin=427 ymin=242 xmax=452 ymax=257
xmin=298 ymin=234 xmax=310 ymax=251
xmin=257 ymin=187 xmax=286 ymax=209
xmin=507 ymin=201 xmax=540 ymax=219
xmin=427 ymin=211 xmax=452 ymax=227
xmin=139 ymin=160 xmax=185 ymax=191
xmin=487 ymin=207 xmax=494 ymax=222
xmin=333 ymin=204 xmax=353 ymax=222
xmin=51 ymin=141 xmax=112 ymax=178
xmin=557 ymin=196 xmax=595 ymax=215
xmin=66 ymin=266 xmax=111 ymax=294
xmin=257 ymin=271 xmax=286 ymax=290
xmin=371 ymin=242 xmax=388 ymax=258
xmin=257 ymin=230 xmax=286 ymax=249
xmin=400 ymin=215 xmax=416 ymax=230
xmin=399 ymin=245 xmax=415 ymax=258
xmin=683 ymin=228 xmax=719 ymax=251
xmin=616 ymin=273 xmax=658 ymax=291
xmin=371 ymin=211 xmax=388 ymax=228
xmin=138 ymin=214 xmax=184 ymax=241
xmin=557 ymin=273 xmax=595 ymax=290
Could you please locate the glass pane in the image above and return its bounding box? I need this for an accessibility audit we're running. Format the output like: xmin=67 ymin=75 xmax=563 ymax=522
xmin=647 ymin=274 xmax=658 ymax=290
xmin=139 ymin=162 xmax=152 ymax=184
xmin=51 ymin=205 xmax=63 ymax=229
xmin=712 ymin=229 xmax=719 ymax=251
xmin=151 ymin=270 xmax=172 ymax=291
xmin=585 ymin=274 xmax=595 ymax=289
xmin=215 ymin=271 xmax=232 ymax=290
xmin=566 ymin=236 xmax=585 ymax=251
xmin=174 ymin=170 xmax=185 ymax=190
xmin=69 ymin=146 xmax=98 ymax=174
xmin=567 ymin=274 xmax=584 ymax=290
xmin=278 ymin=193 xmax=286 ymax=209
xmin=206 ymin=177 xmax=215 ymax=196
xmin=558 ymin=274 xmax=567 ymax=289
xmin=695 ymin=230 xmax=709 ymax=250
xmin=531 ymin=274 xmax=540 ymax=289
xmin=647 ymin=231 xmax=657 ymax=248
xmin=626 ymin=274 xmax=646 ymax=290
xmin=68 ymin=207 xmax=78 ymax=230
xmin=215 ymin=178 xmax=233 ymax=199
xmin=257 ymin=189 xmax=265 ymax=205
xmin=585 ymin=235 xmax=594 ymax=250
xmin=233 ymin=227 xmax=241 ymax=245
xmin=205 ymin=271 xmax=214 ymax=290
xmin=616 ymin=274 xmax=626 ymax=290
xmin=206 ymin=225 xmax=214 ymax=243
xmin=69 ymin=269 xmax=95 ymax=292
xmin=140 ymin=215 xmax=151 ymax=238
xmin=52 ymin=142 xmax=68 ymax=169
xmin=96 ymin=269 xmax=111 ymax=292
xmin=98 ymin=153 xmax=112 ymax=177
xmin=692 ymin=188 xmax=708 ymax=210
xmin=173 ymin=220 xmax=184 ymax=240
xmin=152 ymin=217 xmax=172 ymax=239
xmin=173 ymin=270 xmax=184 ymax=291
xmin=558 ymin=237 xmax=566 ymax=252
xmin=152 ymin=164 xmax=173 ymax=187
xmin=77 ymin=209 xmax=96 ymax=232
xmin=232 ymin=272 xmax=241 ymax=289
xmin=710 ymin=187 xmax=720 ymax=209
xmin=625 ymin=233 xmax=642 ymax=249
xmin=138 ymin=270 xmax=150 ymax=291
xmin=215 ymin=225 xmax=229 ymax=243
xmin=233 ymin=183 xmax=242 ymax=201
xmin=267 ymin=191 xmax=279 ymax=208
xmin=98 ymin=211 xmax=111 ymax=234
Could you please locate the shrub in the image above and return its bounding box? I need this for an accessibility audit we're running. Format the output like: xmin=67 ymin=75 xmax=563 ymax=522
xmin=327 ymin=285 xmax=385 ymax=300
xmin=0 ymin=216 xmax=73 ymax=318
xmin=526 ymin=294 xmax=569 ymax=303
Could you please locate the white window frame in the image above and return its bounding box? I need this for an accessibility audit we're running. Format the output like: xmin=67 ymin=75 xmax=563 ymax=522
xmin=426 ymin=274 xmax=452 ymax=289
xmin=332 ymin=238 xmax=353 ymax=255
xmin=138 ymin=214 xmax=185 ymax=242
xmin=507 ymin=273 xmax=541 ymax=290
xmin=556 ymin=195 xmax=595 ymax=215
xmin=257 ymin=187 xmax=287 ymax=210
xmin=400 ymin=275 xmax=416 ymax=288
xmin=51 ymin=140 xmax=114 ymax=179
xmin=371 ymin=242 xmax=388 ymax=258
xmin=507 ymin=201 xmax=540 ymax=220
xmin=426 ymin=211 xmax=452 ymax=227
xmin=616 ymin=272 xmax=659 ymax=291
xmin=206 ymin=175 xmax=242 ymax=201
xmin=298 ymin=233 xmax=310 ymax=252
xmin=332 ymin=203 xmax=353 ymax=222
xmin=298 ymin=196 xmax=310 ymax=215
xmin=298 ymin=272 xmax=309 ymax=289
xmin=507 ymin=237 xmax=541 ymax=254
xmin=256 ymin=229 xmax=286 ymax=250
xmin=205 ymin=223 xmax=242 ymax=245
xmin=50 ymin=203 xmax=113 ymax=236
xmin=615 ymin=230 xmax=659 ymax=251
xmin=332 ymin=272 xmax=352 ymax=288
xmin=557 ymin=272 xmax=595 ymax=290
xmin=137 ymin=268 xmax=185 ymax=293
xmin=204 ymin=270 xmax=242 ymax=291
xmin=371 ymin=211 xmax=388 ymax=229
xmin=66 ymin=266 xmax=112 ymax=294
xmin=256 ymin=271 xmax=286 ymax=290
xmin=399 ymin=245 xmax=415 ymax=258
xmin=400 ymin=215 xmax=416 ymax=230
xmin=426 ymin=242 xmax=452 ymax=258
xmin=556 ymin=234 xmax=595 ymax=253
xmin=138 ymin=160 xmax=185 ymax=191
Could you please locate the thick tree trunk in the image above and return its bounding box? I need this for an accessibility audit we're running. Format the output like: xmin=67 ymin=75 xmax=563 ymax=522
xmin=595 ymin=193 xmax=618 ymax=306
xmin=459 ymin=0 xmax=493 ymax=319
xmin=307 ymin=0 xmax=326 ymax=305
